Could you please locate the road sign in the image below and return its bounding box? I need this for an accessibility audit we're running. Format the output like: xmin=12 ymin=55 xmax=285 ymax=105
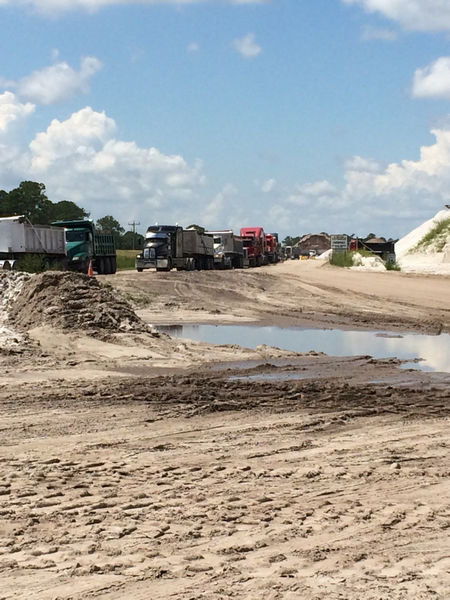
xmin=331 ymin=234 xmax=348 ymax=252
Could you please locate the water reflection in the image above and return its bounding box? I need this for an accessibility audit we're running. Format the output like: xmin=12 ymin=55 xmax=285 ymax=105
xmin=154 ymin=324 xmax=450 ymax=373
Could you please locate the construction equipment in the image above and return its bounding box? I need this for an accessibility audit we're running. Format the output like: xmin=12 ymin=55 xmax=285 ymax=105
xmin=204 ymin=230 xmax=245 ymax=269
xmin=136 ymin=225 xmax=214 ymax=272
xmin=240 ymin=227 xmax=266 ymax=267
xmin=0 ymin=215 xmax=66 ymax=270
xmin=52 ymin=219 xmax=116 ymax=274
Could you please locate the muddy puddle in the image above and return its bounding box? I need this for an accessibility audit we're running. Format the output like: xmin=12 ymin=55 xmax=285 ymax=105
xmin=154 ymin=324 xmax=450 ymax=373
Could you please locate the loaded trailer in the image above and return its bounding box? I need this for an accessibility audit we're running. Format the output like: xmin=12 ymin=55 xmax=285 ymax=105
xmin=0 ymin=215 xmax=66 ymax=270
xmin=204 ymin=230 xmax=245 ymax=269
xmin=52 ymin=220 xmax=116 ymax=274
xmin=136 ymin=225 xmax=214 ymax=272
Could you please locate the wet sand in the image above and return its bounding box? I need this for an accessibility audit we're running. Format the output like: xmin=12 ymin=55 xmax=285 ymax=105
xmin=1 ymin=262 xmax=449 ymax=599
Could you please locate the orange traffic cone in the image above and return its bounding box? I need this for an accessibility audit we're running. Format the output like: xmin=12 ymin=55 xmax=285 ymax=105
xmin=87 ymin=259 xmax=94 ymax=277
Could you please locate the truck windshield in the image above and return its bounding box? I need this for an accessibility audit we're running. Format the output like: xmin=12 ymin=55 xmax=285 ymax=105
xmin=213 ymin=236 xmax=222 ymax=245
xmin=66 ymin=230 xmax=88 ymax=242
xmin=242 ymin=239 xmax=252 ymax=248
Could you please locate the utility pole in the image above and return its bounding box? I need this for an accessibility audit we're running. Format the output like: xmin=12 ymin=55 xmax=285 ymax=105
xmin=128 ymin=220 xmax=140 ymax=250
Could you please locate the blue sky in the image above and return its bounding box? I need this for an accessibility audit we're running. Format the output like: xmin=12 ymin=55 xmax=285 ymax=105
xmin=1 ymin=0 xmax=450 ymax=239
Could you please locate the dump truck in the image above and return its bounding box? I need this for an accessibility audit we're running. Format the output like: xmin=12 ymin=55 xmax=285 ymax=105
xmin=0 ymin=215 xmax=66 ymax=270
xmin=136 ymin=225 xmax=214 ymax=272
xmin=265 ymin=233 xmax=281 ymax=263
xmin=52 ymin=219 xmax=117 ymax=274
xmin=240 ymin=227 xmax=266 ymax=267
xmin=204 ymin=230 xmax=245 ymax=269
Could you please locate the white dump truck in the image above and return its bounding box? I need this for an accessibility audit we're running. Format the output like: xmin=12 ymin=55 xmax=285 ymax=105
xmin=0 ymin=215 xmax=66 ymax=270
xmin=204 ymin=230 xmax=245 ymax=269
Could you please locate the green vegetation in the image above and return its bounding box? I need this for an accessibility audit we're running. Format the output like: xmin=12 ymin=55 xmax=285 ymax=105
xmin=14 ymin=255 xmax=65 ymax=273
xmin=330 ymin=249 xmax=375 ymax=268
xmin=414 ymin=218 xmax=450 ymax=253
xmin=330 ymin=251 xmax=354 ymax=267
xmin=385 ymin=261 xmax=401 ymax=271
xmin=116 ymin=249 xmax=139 ymax=270
xmin=0 ymin=181 xmax=88 ymax=224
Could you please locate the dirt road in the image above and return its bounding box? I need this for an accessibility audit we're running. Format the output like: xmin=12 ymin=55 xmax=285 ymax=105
xmin=1 ymin=263 xmax=449 ymax=599
xmin=108 ymin=260 xmax=450 ymax=333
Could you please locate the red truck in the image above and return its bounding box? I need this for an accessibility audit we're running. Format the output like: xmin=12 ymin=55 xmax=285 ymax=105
xmin=240 ymin=227 xmax=266 ymax=267
xmin=265 ymin=233 xmax=280 ymax=263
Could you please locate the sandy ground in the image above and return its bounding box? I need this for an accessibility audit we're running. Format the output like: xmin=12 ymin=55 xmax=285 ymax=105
xmin=107 ymin=259 xmax=450 ymax=333
xmin=1 ymin=260 xmax=449 ymax=599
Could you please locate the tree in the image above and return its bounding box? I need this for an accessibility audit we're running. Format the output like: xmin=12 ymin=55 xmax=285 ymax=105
xmin=96 ymin=215 xmax=125 ymax=234
xmin=51 ymin=200 xmax=89 ymax=222
xmin=119 ymin=230 xmax=145 ymax=250
xmin=96 ymin=215 xmax=125 ymax=247
xmin=282 ymin=235 xmax=301 ymax=246
xmin=0 ymin=181 xmax=53 ymax=223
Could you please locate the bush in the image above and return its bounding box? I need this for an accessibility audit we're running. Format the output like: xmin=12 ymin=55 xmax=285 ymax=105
xmin=386 ymin=261 xmax=401 ymax=271
xmin=330 ymin=250 xmax=374 ymax=268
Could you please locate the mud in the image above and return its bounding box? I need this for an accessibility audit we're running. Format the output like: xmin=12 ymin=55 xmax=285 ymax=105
xmin=0 ymin=263 xmax=449 ymax=599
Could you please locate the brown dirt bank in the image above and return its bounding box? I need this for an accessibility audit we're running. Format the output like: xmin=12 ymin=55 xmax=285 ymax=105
xmin=108 ymin=260 xmax=450 ymax=334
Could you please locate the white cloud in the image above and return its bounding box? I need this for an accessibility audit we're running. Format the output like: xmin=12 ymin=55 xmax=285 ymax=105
xmin=412 ymin=57 xmax=450 ymax=99
xmin=269 ymin=126 xmax=450 ymax=236
xmin=343 ymin=0 xmax=450 ymax=33
xmin=0 ymin=0 xmax=268 ymax=16
xmin=261 ymin=178 xmax=276 ymax=193
xmin=344 ymin=155 xmax=383 ymax=173
xmin=232 ymin=33 xmax=262 ymax=59
xmin=0 ymin=105 xmax=205 ymax=224
xmin=0 ymin=91 xmax=34 ymax=132
xmin=12 ymin=56 xmax=103 ymax=105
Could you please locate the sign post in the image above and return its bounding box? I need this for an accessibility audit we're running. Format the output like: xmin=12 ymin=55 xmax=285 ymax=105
xmin=330 ymin=234 xmax=348 ymax=252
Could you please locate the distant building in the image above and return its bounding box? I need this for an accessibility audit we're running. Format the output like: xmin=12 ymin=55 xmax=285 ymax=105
xmin=295 ymin=233 xmax=331 ymax=256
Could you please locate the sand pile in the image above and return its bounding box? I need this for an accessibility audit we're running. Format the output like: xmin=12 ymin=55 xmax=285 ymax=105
xmin=8 ymin=271 xmax=147 ymax=333
xmin=395 ymin=208 xmax=450 ymax=274
xmin=350 ymin=252 xmax=386 ymax=272
xmin=0 ymin=272 xmax=31 ymax=351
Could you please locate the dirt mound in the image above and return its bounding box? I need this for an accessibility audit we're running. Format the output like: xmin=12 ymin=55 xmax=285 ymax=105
xmin=9 ymin=271 xmax=147 ymax=333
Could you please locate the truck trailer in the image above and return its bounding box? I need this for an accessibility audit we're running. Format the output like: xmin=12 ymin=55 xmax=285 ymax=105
xmin=0 ymin=215 xmax=66 ymax=270
xmin=52 ymin=220 xmax=117 ymax=274
xmin=136 ymin=225 xmax=214 ymax=272
xmin=204 ymin=230 xmax=245 ymax=269
xmin=240 ymin=227 xmax=266 ymax=267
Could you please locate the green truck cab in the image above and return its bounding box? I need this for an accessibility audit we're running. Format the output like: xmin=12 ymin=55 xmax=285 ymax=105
xmin=52 ymin=219 xmax=116 ymax=274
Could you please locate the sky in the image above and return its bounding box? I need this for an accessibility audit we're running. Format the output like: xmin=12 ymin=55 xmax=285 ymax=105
xmin=1 ymin=0 xmax=450 ymax=239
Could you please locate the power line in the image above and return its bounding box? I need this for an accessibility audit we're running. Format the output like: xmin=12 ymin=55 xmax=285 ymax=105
xmin=128 ymin=220 xmax=141 ymax=250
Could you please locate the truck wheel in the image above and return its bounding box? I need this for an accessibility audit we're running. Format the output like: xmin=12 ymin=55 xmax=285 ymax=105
xmin=137 ymin=268 xmax=143 ymax=272
xmin=111 ymin=256 xmax=117 ymax=274
xmin=96 ymin=258 xmax=104 ymax=274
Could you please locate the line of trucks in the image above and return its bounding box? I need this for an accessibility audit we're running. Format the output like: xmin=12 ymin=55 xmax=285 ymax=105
xmin=0 ymin=216 xmax=117 ymax=273
xmin=135 ymin=225 xmax=283 ymax=272
xmin=0 ymin=216 xmax=283 ymax=274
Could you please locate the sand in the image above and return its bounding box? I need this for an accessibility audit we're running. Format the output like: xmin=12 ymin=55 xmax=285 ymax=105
xmin=0 ymin=261 xmax=449 ymax=599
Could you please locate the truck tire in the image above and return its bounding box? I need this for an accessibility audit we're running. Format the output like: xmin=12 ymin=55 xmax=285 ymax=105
xmin=105 ymin=257 xmax=113 ymax=274
xmin=96 ymin=257 xmax=104 ymax=275
xmin=137 ymin=268 xmax=143 ymax=272
xmin=111 ymin=256 xmax=117 ymax=274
